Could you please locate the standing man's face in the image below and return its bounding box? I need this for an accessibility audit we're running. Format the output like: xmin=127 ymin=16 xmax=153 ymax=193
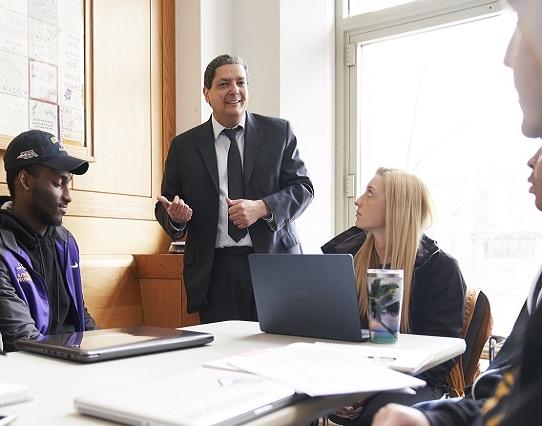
xmin=505 ymin=22 xmax=542 ymax=138
xmin=203 ymin=63 xmax=249 ymax=128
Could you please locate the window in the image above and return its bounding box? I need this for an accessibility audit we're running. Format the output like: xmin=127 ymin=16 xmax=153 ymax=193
xmin=338 ymin=2 xmax=541 ymax=335
xmin=347 ymin=0 xmax=415 ymax=17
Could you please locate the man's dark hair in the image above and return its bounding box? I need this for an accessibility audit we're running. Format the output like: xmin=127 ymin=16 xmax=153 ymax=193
xmin=203 ymin=54 xmax=249 ymax=89
xmin=6 ymin=164 xmax=42 ymax=202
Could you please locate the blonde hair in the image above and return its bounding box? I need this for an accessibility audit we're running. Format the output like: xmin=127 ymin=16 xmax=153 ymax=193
xmin=354 ymin=167 xmax=433 ymax=333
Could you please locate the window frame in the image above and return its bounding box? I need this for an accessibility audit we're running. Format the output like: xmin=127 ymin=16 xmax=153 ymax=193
xmin=335 ymin=0 xmax=506 ymax=231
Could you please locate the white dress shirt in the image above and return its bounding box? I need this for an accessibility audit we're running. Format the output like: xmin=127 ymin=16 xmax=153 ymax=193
xmin=212 ymin=114 xmax=253 ymax=248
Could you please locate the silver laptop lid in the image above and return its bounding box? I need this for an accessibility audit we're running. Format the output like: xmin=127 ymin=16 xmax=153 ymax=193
xmin=16 ymin=326 xmax=214 ymax=362
xmin=75 ymin=367 xmax=303 ymax=426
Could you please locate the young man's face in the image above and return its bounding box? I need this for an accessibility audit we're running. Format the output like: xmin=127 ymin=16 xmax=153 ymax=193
xmin=28 ymin=166 xmax=72 ymax=227
xmin=505 ymin=6 xmax=542 ymax=138
xmin=203 ymin=63 xmax=249 ymax=128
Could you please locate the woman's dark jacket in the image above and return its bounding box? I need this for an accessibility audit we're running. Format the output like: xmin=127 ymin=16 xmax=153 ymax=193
xmin=322 ymin=227 xmax=466 ymax=390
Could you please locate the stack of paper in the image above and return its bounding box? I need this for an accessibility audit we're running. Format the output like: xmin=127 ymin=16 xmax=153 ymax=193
xmin=0 ymin=383 xmax=31 ymax=406
xmin=205 ymin=342 xmax=426 ymax=397
xmin=313 ymin=342 xmax=432 ymax=375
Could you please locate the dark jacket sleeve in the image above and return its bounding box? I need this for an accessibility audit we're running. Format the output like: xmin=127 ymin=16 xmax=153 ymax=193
xmin=501 ymin=304 xmax=542 ymax=425
xmin=321 ymin=226 xmax=365 ymax=255
xmin=83 ymin=305 xmax=98 ymax=330
xmin=0 ymin=264 xmax=40 ymax=351
xmin=412 ymin=251 xmax=466 ymax=387
xmin=422 ymin=397 xmax=484 ymax=426
xmin=155 ymin=138 xmax=187 ymax=240
xmin=422 ymin=301 xmax=533 ymax=426
xmin=261 ymin=121 xmax=314 ymax=232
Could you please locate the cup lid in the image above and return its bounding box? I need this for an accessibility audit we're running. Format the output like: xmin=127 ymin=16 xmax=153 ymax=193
xmin=367 ymin=269 xmax=403 ymax=278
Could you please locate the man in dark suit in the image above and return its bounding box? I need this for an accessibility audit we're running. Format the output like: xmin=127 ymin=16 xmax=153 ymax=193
xmin=155 ymin=54 xmax=314 ymax=323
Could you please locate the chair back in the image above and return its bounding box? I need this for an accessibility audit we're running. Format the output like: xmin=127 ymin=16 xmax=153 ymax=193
xmin=448 ymin=287 xmax=493 ymax=397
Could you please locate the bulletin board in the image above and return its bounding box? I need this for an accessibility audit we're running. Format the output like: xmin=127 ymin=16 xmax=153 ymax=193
xmin=0 ymin=0 xmax=92 ymax=159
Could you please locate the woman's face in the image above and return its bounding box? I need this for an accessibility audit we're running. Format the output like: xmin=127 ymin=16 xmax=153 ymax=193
xmin=354 ymin=174 xmax=386 ymax=232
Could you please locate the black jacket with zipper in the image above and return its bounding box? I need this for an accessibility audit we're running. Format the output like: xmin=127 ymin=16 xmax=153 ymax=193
xmin=322 ymin=227 xmax=466 ymax=390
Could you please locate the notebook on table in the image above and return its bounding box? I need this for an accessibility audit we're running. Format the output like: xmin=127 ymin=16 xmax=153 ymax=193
xmin=16 ymin=325 xmax=213 ymax=363
xmin=248 ymin=254 xmax=369 ymax=342
xmin=75 ymin=367 xmax=304 ymax=426
xmin=0 ymin=383 xmax=32 ymax=407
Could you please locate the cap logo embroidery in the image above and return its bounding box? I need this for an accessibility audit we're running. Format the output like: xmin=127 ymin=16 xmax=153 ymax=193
xmin=51 ymin=136 xmax=67 ymax=152
xmin=16 ymin=150 xmax=38 ymax=160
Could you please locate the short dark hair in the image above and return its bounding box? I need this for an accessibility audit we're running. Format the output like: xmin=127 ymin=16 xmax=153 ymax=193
xmin=203 ymin=54 xmax=249 ymax=89
xmin=6 ymin=164 xmax=42 ymax=202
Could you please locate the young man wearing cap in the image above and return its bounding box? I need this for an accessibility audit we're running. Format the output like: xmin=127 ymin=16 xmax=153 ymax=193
xmin=371 ymin=0 xmax=542 ymax=425
xmin=0 ymin=129 xmax=97 ymax=352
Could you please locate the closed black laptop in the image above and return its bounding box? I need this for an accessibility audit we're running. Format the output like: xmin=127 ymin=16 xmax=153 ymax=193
xmin=249 ymin=254 xmax=368 ymax=342
xmin=16 ymin=325 xmax=214 ymax=362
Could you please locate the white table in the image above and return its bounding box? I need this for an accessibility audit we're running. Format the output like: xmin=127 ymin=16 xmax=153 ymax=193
xmin=0 ymin=321 xmax=465 ymax=425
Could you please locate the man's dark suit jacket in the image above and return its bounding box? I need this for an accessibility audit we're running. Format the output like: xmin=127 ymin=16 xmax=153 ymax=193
xmin=155 ymin=112 xmax=314 ymax=313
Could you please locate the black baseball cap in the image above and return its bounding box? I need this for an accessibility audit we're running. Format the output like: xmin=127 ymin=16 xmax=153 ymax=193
xmin=4 ymin=130 xmax=89 ymax=175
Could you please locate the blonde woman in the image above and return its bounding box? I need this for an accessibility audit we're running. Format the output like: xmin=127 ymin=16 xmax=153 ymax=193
xmin=322 ymin=167 xmax=466 ymax=426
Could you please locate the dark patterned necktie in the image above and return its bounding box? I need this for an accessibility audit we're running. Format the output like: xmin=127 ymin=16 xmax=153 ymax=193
xmin=222 ymin=127 xmax=247 ymax=242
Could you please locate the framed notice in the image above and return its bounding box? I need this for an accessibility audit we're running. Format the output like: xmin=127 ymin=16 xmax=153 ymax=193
xmin=0 ymin=0 xmax=92 ymax=159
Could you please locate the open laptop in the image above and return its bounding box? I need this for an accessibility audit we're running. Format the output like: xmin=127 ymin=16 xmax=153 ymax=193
xmin=16 ymin=325 xmax=214 ymax=362
xmin=249 ymin=254 xmax=369 ymax=342
xmin=75 ymin=367 xmax=305 ymax=426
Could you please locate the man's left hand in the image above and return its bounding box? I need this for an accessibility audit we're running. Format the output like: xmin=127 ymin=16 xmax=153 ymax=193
xmin=227 ymin=198 xmax=270 ymax=228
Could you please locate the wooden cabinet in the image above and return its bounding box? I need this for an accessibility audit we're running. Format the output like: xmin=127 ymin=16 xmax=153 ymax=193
xmin=135 ymin=254 xmax=200 ymax=328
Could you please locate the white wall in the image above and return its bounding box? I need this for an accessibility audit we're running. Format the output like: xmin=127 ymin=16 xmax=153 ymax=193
xmin=176 ymin=0 xmax=203 ymax=132
xmin=278 ymin=0 xmax=335 ymax=253
xmin=175 ymin=0 xmax=335 ymax=252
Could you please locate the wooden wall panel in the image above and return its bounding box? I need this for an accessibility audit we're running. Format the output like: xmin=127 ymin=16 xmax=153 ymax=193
xmin=161 ymin=0 xmax=176 ymax=161
xmin=81 ymin=255 xmax=143 ymax=328
xmin=63 ymin=216 xmax=169 ymax=255
xmin=75 ymin=0 xmax=152 ymax=197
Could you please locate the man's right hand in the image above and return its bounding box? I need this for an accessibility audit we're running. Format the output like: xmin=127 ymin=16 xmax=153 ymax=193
xmin=157 ymin=195 xmax=193 ymax=224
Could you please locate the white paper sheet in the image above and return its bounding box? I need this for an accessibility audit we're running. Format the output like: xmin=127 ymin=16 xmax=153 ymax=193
xmin=0 ymin=51 xmax=28 ymax=98
xmin=0 ymin=93 xmax=28 ymax=137
xmin=314 ymin=342 xmax=433 ymax=375
xmin=57 ymin=0 xmax=83 ymax=33
xmin=59 ymin=104 xmax=83 ymax=142
xmin=29 ymin=17 xmax=58 ymax=65
xmin=30 ymin=99 xmax=58 ymax=137
xmin=224 ymin=342 xmax=426 ymax=397
xmin=28 ymin=0 xmax=57 ymax=26
xmin=29 ymin=60 xmax=57 ymax=103
xmin=0 ymin=0 xmax=29 ymax=15
xmin=0 ymin=7 xmax=28 ymax=56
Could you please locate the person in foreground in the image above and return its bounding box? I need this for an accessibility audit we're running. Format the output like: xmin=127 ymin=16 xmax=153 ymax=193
xmin=322 ymin=167 xmax=466 ymax=425
xmin=372 ymin=0 xmax=542 ymax=424
xmin=0 ymin=130 xmax=97 ymax=352
xmin=155 ymin=54 xmax=313 ymax=323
